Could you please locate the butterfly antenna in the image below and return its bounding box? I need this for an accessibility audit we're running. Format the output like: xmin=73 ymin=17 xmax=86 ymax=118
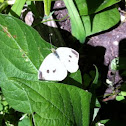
xmin=49 ymin=33 xmax=53 ymax=49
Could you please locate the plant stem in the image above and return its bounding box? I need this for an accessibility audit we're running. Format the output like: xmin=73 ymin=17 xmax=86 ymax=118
xmin=33 ymin=14 xmax=69 ymax=27
xmin=43 ymin=0 xmax=51 ymax=16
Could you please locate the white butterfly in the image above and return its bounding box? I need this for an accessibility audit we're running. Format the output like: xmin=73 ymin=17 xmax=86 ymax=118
xmin=38 ymin=47 xmax=79 ymax=81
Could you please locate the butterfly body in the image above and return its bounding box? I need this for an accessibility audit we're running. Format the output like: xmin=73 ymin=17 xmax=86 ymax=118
xmin=38 ymin=47 xmax=79 ymax=81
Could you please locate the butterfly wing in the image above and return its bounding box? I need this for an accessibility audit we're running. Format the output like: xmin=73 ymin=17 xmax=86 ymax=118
xmin=56 ymin=47 xmax=79 ymax=73
xmin=38 ymin=53 xmax=67 ymax=81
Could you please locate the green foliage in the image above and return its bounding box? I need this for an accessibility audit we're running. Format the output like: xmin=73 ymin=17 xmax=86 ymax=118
xmin=0 ymin=14 xmax=91 ymax=126
xmin=95 ymin=119 xmax=109 ymax=126
xmin=9 ymin=0 xmax=26 ymax=17
xmin=110 ymin=56 xmax=126 ymax=102
xmin=115 ymin=83 xmax=126 ymax=101
xmin=0 ymin=0 xmax=125 ymax=125
xmin=116 ymin=95 xmax=125 ymax=101
xmin=18 ymin=114 xmax=31 ymax=126
xmin=0 ymin=0 xmax=121 ymax=43
xmin=110 ymin=57 xmax=119 ymax=71
xmin=63 ymin=0 xmax=86 ymax=43
xmin=63 ymin=0 xmax=120 ymax=43
xmin=83 ymin=65 xmax=101 ymax=123
xmin=82 ymin=6 xmax=120 ymax=36
xmin=83 ymin=65 xmax=100 ymax=90
xmin=74 ymin=0 xmax=120 ymax=15
xmin=0 ymin=0 xmax=4 ymax=3
xmin=0 ymin=91 xmax=22 ymax=126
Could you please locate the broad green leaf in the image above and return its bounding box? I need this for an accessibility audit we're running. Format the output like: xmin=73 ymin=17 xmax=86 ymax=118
xmin=0 ymin=14 xmax=91 ymax=126
xmin=82 ymin=6 xmax=120 ymax=36
xmin=0 ymin=13 xmax=81 ymax=83
xmin=9 ymin=0 xmax=26 ymax=17
xmin=74 ymin=0 xmax=121 ymax=15
xmin=2 ymin=78 xmax=91 ymax=126
xmin=0 ymin=14 xmax=51 ymax=83
xmin=63 ymin=0 xmax=86 ymax=43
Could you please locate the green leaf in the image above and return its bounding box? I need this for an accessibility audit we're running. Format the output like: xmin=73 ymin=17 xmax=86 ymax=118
xmin=2 ymin=100 xmax=8 ymax=106
xmin=92 ymin=65 xmax=99 ymax=85
xmin=74 ymin=0 xmax=121 ymax=15
xmin=63 ymin=0 xmax=86 ymax=43
xmin=120 ymin=91 xmax=126 ymax=96
xmin=63 ymin=70 xmax=82 ymax=88
xmin=83 ymin=73 xmax=92 ymax=88
xmin=0 ymin=14 xmax=51 ymax=83
xmin=110 ymin=57 xmax=119 ymax=71
xmin=91 ymin=98 xmax=101 ymax=121
xmin=0 ymin=14 xmax=91 ymax=126
xmin=89 ymin=65 xmax=100 ymax=92
xmin=18 ymin=116 xmax=31 ymax=126
xmin=95 ymin=119 xmax=110 ymax=126
xmin=0 ymin=0 xmax=4 ymax=3
xmin=0 ymin=102 xmax=3 ymax=111
xmin=89 ymin=66 xmax=100 ymax=122
xmin=2 ymin=78 xmax=91 ymax=126
xmin=82 ymin=6 xmax=120 ymax=36
xmin=116 ymin=95 xmax=125 ymax=101
xmin=83 ymin=66 xmax=99 ymax=89
xmin=95 ymin=98 xmax=101 ymax=108
xmin=0 ymin=1 xmax=9 ymax=13
xmin=9 ymin=0 xmax=26 ymax=17
xmin=93 ymin=108 xmax=99 ymax=121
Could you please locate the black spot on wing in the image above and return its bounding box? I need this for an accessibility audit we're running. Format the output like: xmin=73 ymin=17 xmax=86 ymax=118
xmin=47 ymin=70 xmax=49 ymax=73
xmin=54 ymin=51 xmax=60 ymax=58
xmin=71 ymin=50 xmax=78 ymax=58
xmin=69 ymin=55 xmax=72 ymax=58
xmin=53 ymin=69 xmax=56 ymax=73
xmin=39 ymin=71 xmax=45 ymax=80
